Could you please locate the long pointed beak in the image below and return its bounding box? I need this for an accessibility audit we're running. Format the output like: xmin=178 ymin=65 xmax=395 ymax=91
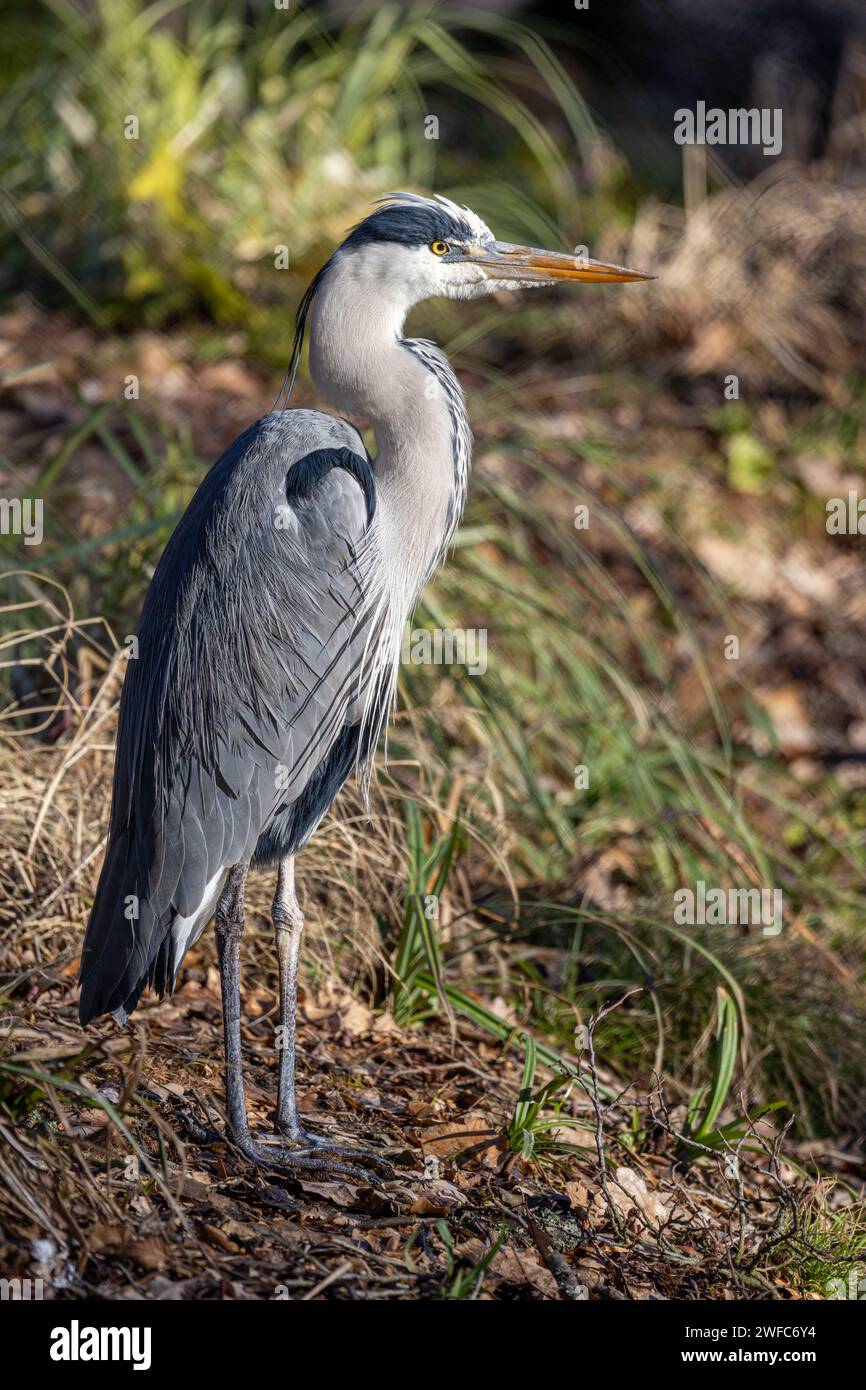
xmin=466 ymin=241 xmax=655 ymax=284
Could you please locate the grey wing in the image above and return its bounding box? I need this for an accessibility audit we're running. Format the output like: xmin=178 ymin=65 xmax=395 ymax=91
xmin=79 ymin=410 xmax=383 ymax=1024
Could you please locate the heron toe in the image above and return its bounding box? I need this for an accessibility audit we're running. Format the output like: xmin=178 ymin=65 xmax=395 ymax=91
xmin=262 ymin=1126 xmax=396 ymax=1171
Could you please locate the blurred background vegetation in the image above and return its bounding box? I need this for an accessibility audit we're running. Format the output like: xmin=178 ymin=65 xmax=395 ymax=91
xmin=2 ymin=0 xmax=866 ymax=1203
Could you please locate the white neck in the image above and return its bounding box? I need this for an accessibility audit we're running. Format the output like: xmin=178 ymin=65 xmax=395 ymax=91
xmin=308 ymin=252 xmax=470 ymax=604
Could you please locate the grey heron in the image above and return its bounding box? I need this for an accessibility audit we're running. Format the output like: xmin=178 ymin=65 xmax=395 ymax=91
xmin=78 ymin=193 xmax=652 ymax=1177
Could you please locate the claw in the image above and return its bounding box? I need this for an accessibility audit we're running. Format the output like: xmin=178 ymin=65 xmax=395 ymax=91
xmin=178 ymin=1109 xmax=222 ymax=1145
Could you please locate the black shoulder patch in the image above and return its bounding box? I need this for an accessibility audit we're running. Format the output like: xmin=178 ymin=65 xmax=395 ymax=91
xmin=285 ymin=447 xmax=376 ymax=526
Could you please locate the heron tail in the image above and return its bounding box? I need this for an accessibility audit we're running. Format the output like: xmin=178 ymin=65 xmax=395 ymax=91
xmin=79 ymin=832 xmax=227 ymax=1026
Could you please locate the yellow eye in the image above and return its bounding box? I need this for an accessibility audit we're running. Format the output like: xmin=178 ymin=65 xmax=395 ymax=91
xmin=430 ymin=240 xmax=450 ymax=256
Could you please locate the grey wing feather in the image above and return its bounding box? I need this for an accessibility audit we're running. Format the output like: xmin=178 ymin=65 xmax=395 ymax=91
xmin=79 ymin=409 xmax=381 ymax=1024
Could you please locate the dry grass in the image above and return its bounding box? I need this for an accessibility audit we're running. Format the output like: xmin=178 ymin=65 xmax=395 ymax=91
xmin=618 ymin=172 xmax=866 ymax=398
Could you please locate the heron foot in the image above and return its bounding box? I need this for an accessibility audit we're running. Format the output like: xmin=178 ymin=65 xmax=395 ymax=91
xmin=275 ymin=1118 xmax=349 ymax=1148
xmin=180 ymin=1111 xmax=389 ymax=1182
xmin=263 ymin=1124 xmax=395 ymax=1171
xmin=234 ymin=1131 xmax=384 ymax=1185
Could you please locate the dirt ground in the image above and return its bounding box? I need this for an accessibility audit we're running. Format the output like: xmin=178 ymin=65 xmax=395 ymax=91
xmin=3 ymin=944 xmax=854 ymax=1302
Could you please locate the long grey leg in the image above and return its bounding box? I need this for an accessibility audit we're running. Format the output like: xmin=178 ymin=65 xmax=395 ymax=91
xmin=273 ymin=855 xmax=305 ymax=1140
xmin=212 ymin=860 xmax=380 ymax=1180
xmin=215 ymin=863 xmax=251 ymax=1145
xmin=269 ymin=855 xmax=394 ymax=1169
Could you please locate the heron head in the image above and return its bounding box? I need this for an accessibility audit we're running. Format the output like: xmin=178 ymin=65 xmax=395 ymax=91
xmin=334 ymin=192 xmax=654 ymax=305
